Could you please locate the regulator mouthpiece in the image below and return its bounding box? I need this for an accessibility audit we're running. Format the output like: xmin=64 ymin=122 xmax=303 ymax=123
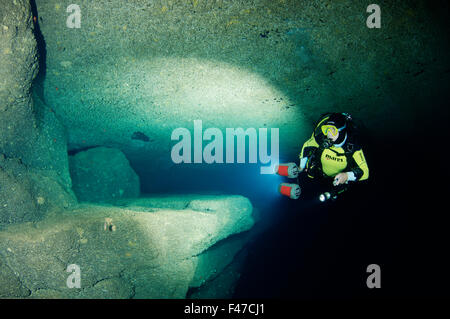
xmin=275 ymin=163 xmax=299 ymax=178
xmin=279 ymin=183 xmax=301 ymax=199
xmin=321 ymin=139 xmax=333 ymax=149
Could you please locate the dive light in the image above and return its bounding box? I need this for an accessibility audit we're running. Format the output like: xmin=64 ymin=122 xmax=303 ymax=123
xmin=319 ymin=191 xmax=337 ymax=202
xmin=275 ymin=162 xmax=299 ymax=178
xmin=279 ymin=183 xmax=301 ymax=199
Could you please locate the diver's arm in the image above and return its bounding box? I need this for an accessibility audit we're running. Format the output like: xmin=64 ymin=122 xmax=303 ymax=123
xmin=298 ymin=134 xmax=319 ymax=171
xmin=334 ymin=148 xmax=369 ymax=185
xmin=299 ymin=157 xmax=308 ymax=171
xmin=299 ymin=115 xmax=330 ymax=168
xmin=300 ymin=134 xmax=319 ymax=158
xmin=350 ymin=149 xmax=369 ymax=181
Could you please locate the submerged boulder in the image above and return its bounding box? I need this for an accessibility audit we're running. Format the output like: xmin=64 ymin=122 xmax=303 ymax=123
xmin=0 ymin=195 xmax=255 ymax=298
xmin=69 ymin=147 xmax=140 ymax=203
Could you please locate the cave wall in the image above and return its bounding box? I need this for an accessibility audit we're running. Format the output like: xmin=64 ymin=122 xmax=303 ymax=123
xmin=0 ymin=0 xmax=39 ymax=162
xmin=0 ymin=0 xmax=76 ymax=227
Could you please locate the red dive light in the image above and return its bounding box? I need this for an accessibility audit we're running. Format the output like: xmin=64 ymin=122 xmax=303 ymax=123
xmin=275 ymin=162 xmax=299 ymax=178
xmin=278 ymin=183 xmax=301 ymax=199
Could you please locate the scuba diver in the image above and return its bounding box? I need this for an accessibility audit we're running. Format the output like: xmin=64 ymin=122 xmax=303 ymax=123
xmin=276 ymin=112 xmax=369 ymax=202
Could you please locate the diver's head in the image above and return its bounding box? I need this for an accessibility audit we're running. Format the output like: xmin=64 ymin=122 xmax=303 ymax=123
xmin=321 ymin=113 xmax=347 ymax=144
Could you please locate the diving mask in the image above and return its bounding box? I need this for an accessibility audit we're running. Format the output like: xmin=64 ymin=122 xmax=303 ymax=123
xmin=321 ymin=124 xmax=339 ymax=137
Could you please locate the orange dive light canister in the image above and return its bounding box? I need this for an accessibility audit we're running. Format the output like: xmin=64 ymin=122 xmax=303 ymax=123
xmin=278 ymin=183 xmax=301 ymax=199
xmin=275 ymin=162 xmax=299 ymax=178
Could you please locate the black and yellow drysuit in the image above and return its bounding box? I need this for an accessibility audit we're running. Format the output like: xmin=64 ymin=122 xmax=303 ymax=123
xmin=299 ymin=113 xmax=369 ymax=183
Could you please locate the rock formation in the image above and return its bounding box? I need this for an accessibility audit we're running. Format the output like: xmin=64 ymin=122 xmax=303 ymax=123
xmin=69 ymin=147 xmax=140 ymax=202
xmin=0 ymin=195 xmax=255 ymax=298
